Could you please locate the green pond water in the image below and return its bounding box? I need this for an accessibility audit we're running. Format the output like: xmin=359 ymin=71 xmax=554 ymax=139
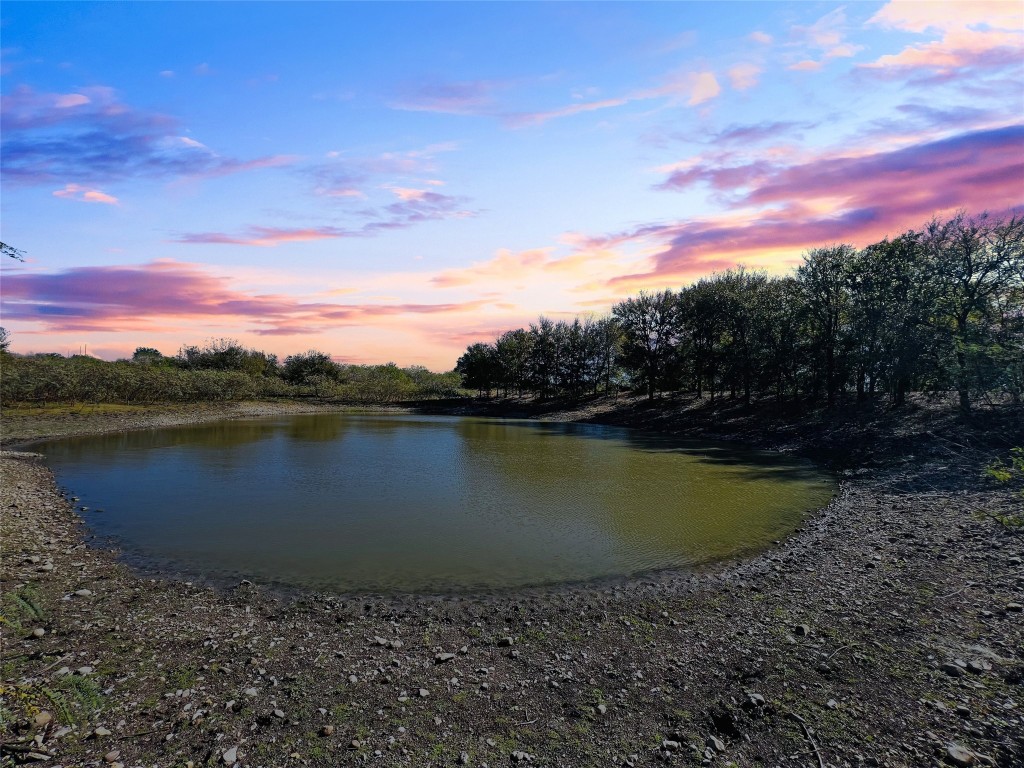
xmin=33 ymin=414 xmax=834 ymax=592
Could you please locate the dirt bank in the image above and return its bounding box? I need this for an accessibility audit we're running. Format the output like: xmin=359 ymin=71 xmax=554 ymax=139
xmin=2 ymin=397 xmax=1022 ymax=767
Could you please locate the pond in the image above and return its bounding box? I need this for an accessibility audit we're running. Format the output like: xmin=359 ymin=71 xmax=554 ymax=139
xmin=31 ymin=414 xmax=834 ymax=592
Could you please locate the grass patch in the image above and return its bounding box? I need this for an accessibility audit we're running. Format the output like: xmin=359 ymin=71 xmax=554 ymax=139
xmin=0 ymin=584 xmax=45 ymax=632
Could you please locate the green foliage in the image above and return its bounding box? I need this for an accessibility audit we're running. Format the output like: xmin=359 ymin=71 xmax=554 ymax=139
xmin=1 ymin=345 xmax=462 ymax=406
xmin=982 ymin=447 xmax=1024 ymax=528
xmin=456 ymin=211 xmax=1024 ymax=408
xmin=984 ymin=447 xmax=1024 ymax=485
xmin=177 ymin=338 xmax=279 ymax=377
xmin=0 ymin=585 xmax=44 ymax=631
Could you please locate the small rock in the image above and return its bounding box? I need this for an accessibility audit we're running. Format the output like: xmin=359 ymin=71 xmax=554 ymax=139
xmin=459 ymin=752 xmax=470 ymax=765
xmin=707 ymin=736 xmax=726 ymax=753
xmin=596 ymin=703 xmax=607 ymax=715
xmin=77 ymin=666 xmax=94 ymax=676
xmin=1005 ymin=603 xmax=1022 ymax=613
xmin=273 ymin=708 xmax=285 ymax=718
xmin=435 ymin=653 xmax=456 ymax=663
xmin=32 ymin=711 xmax=52 ymax=728
xmin=350 ymin=739 xmax=362 ymax=749
xmin=967 ymin=660 xmax=991 ymax=674
xmin=497 ymin=637 xmax=514 ymax=647
xmin=243 ymin=687 xmax=258 ymax=697
xmin=418 ymin=688 xmax=429 ymax=698
xmin=511 ymin=751 xmax=532 ymax=762
xmin=31 ymin=627 xmax=46 ymax=638
xmin=348 ymin=674 xmax=358 ymax=684
xmin=662 ymin=740 xmax=680 ymax=752
xmin=941 ymin=662 xmax=965 ymax=678
xmin=320 ymin=725 xmax=335 ymax=736
xmin=74 ymin=589 xmax=93 ymax=597
xmin=945 ymin=742 xmax=976 ymax=766
xmin=104 ymin=750 xmax=121 ymax=763
xmin=222 ymin=745 xmax=239 ymax=765
xmin=826 ymin=699 xmax=839 ymax=709
xmin=93 ymin=726 xmax=112 ymax=737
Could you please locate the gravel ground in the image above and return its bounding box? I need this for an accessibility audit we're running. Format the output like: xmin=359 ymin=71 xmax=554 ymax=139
xmin=1 ymin=398 xmax=1022 ymax=768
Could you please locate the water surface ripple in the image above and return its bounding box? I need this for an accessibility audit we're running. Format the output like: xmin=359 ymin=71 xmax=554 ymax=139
xmin=34 ymin=414 xmax=835 ymax=591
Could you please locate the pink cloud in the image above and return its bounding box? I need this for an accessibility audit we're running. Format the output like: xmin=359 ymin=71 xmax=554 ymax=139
xmin=52 ymin=183 xmax=119 ymax=205
xmin=788 ymin=60 xmax=823 ymax=72
xmin=174 ymin=226 xmax=349 ymax=247
xmin=54 ymin=93 xmax=90 ymax=108
xmin=868 ymin=1 xmax=1021 ymax=34
xmin=686 ymin=72 xmax=721 ymax=105
xmin=390 ymin=187 xmax=429 ymax=201
xmin=727 ymin=63 xmax=762 ymax=91
xmin=614 ymin=124 xmax=1024 ymax=288
xmin=863 ymin=0 xmax=1023 ymax=77
xmin=432 ymin=248 xmax=556 ymax=288
xmin=1 ymin=260 xmax=494 ymax=336
xmin=749 ymin=31 xmax=773 ymax=45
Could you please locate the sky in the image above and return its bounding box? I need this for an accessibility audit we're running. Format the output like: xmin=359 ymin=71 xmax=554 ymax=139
xmin=1 ymin=1 xmax=1022 ymax=369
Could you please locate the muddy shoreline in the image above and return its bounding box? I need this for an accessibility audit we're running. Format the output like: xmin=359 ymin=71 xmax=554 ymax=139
xmin=2 ymin=398 xmax=1022 ymax=767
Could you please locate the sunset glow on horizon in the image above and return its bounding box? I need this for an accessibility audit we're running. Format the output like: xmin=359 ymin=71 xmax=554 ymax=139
xmin=2 ymin=1 xmax=1022 ymax=369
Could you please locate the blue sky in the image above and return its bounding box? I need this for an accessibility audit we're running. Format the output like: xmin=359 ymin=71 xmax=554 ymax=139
xmin=2 ymin=1 xmax=1022 ymax=367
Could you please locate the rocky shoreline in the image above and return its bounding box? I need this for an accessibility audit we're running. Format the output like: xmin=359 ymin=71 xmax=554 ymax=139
xmin=2 ymin=398 xmax=1022 ymax=767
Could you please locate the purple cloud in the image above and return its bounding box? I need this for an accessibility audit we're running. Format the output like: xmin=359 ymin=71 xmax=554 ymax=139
xmin=1 ymin=85 xmax=294 ymax=185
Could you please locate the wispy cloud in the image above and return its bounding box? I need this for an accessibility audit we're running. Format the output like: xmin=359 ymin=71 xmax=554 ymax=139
xmin=175 ymin=190 xmax=476 ymax=247
xmin=52 ymin=183 xmax=119 ymax=205
xmin=713 ymin=121 xmax=810 ymax=145
xmin=389 ymin=79 xmax=501 ymax=115
xmin=0 ymin=85 xmax=296 ymax=185
xmin=785 ymin=8 xmax=864 ymax=71
xmin=504 ymin=70 xmax=721 ymax=128
xmin=312 ymin=142 xmax=458 ymax=198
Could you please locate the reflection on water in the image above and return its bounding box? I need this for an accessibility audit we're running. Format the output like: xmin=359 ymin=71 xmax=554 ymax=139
xmin=31 ymin=414 xmax=834 ymax=591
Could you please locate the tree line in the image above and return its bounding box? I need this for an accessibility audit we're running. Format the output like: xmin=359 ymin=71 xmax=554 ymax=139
xmin=0 ymin=337 xmax=462 ymax=406
xmin=456 ymin=212 xmax=1024 ymax=412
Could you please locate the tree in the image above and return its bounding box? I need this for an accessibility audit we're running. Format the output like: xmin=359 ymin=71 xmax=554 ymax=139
xmin=846 ymin=233 xmax=933 ymax=404
xmin=455 ymin=343 xmax=500 ymax=396
xmin=131 ymin=347 xmax=167 ymax=365
xmin=798 ymin=245 xmax=856 ymax=406
xmin=613 ymin=290 xmax=681 ymax=400
xmin=1 ymin=242 xmax=26 ymax=261
xmin=282 ymin=350 xmax=341 ymax=386
xmin=0 ymin=327 xmax=10 ymax=354
xmin=924 ymin=212 xmax=1024 ymax=411
xmin=494 ymin=329 xmax=534 ymax=397
xmin=527 ymin=318 xmax=560 ymax=398
xmin=679 ymin=280 xmax=723 ymax=400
